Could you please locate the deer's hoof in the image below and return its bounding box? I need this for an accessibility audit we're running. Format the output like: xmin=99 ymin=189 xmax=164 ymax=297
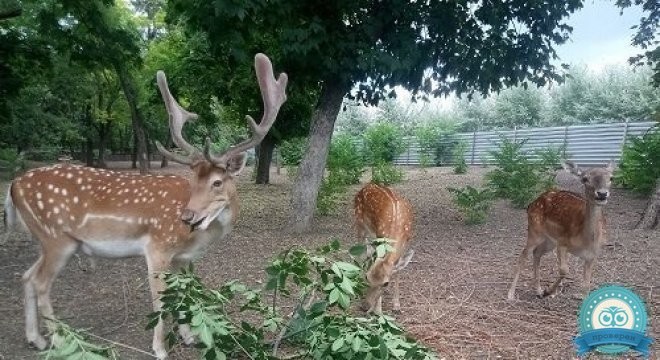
xmin=28 ymin=336 xmax=48 ymax=351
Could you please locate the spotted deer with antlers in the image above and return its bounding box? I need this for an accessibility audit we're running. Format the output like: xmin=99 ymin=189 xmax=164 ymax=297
xmin=4 ymin=53 xmax=287 ymax=359
xmin=507 ymin=161 xmax=614 ymax=300
xmin=354 ymin=183 xmax=415 ymax=314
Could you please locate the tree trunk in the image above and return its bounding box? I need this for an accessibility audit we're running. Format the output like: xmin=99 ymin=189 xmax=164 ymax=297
xmin=160 ymin=136 xmax=172 ymax=168
xmin=96 ymin=122 xmax=110 ymax=168
xmin=85 ymin=138 xmax=94 ymax=166
xmin=115 ymin=63 xmax=149 ymax=174
xmin=289 ymin=80 xmax=348 ymax=232
xmin=131 ymin=132 xmax=138 ymax=169
xmin=255 ymin=135 xmax=276 ymax=184
xmin=636 ymin=178 xmax=660 ymax=230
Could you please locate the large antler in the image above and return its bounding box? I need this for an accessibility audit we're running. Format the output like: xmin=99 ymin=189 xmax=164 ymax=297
xmin=204 ymin=53 xmax=288 ymax=166
xmin=155 ymin=71 xmax=200 ymax=165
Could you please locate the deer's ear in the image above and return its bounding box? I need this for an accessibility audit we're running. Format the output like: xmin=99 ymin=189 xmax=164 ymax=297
xmin=605 ymin=160 xmax=615 ymax=172
xmin=562 ymin=161 xmax=582 ymax=177
xmin=227 ymin=152 xmax=248 ymax=176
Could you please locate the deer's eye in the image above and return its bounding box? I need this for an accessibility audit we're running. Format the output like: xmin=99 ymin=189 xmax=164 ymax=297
xmin=212 ymin=180 xmax=223 ymax=187
xmin=581 ymin=177 xmax=588 ymax=183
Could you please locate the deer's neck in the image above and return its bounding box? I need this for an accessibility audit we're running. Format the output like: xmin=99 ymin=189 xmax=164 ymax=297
xmin=583 ymin=199 xmax=604 ymax=244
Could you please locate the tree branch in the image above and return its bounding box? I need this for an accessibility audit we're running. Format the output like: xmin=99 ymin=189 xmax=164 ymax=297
xmin=0 ymin=7 xmax=21 ymax=21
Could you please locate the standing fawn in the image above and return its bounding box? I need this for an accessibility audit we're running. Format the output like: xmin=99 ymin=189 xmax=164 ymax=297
xmin=354 ymin=183 xmax=414 ymax=314
xmin=4 ymin=54 xmax=287 ymax=359
xmin=508 ymin=161 xmax=614 ymax=300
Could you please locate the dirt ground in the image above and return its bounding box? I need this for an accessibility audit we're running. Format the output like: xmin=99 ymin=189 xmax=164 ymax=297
xmin=0 ymin=163 xmax=657 ymax=359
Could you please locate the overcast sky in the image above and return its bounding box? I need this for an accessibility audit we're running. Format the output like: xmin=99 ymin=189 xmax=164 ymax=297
xmin=556 ymin=0 xmax=644 ymax=71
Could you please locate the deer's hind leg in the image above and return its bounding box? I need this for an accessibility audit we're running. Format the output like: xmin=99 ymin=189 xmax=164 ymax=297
xmin=23 ymin=232 xmax=78 ymax=349
xmin=532 ymin=238 xmax=555 ymax=297
xmin=508 ymin=226 xmax=547 ymax=300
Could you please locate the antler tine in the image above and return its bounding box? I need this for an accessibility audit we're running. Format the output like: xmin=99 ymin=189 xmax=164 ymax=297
xmin=155 ymin=71 xmax=200 ymax=165
xmin=205 ymin=53 xmax=288 ymax=166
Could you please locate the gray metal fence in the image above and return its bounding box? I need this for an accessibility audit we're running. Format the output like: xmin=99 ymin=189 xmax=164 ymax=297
xmin=394 ymin=121 xmax=656 ymax=167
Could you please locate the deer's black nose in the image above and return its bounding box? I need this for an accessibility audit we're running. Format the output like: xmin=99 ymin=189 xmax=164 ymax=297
xmin=180 ymin=209 xmax=195 ymax=224
xmin=595 ymin=191 xmax=609 ymax=201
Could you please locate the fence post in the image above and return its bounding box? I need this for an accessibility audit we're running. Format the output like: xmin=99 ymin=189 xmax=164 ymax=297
xmin=513 ymin=126 xmax=517 ymax=142
xmin=563 ymin=125 xmax=569 ymax=160
xmin=470 ymin=131 xmax=477 ymax=165
xmin=621 ymin=120 xmax=630 ymax=151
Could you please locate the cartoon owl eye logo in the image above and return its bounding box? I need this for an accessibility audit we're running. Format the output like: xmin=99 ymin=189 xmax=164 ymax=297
xmin=598 ymin=306 xmax=629 ymax=327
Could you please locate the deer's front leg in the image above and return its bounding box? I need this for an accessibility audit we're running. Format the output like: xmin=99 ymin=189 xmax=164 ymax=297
xmin=579 ymin=258 xmax=596 ymax=299
xmin=146 ymin=251 xmax=171 ymax=360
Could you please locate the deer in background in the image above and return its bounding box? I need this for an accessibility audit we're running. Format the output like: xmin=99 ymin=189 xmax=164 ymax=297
xmin=3 ymin=54 xmax=287 ymax=359
xmin=354 ymin=183 xmax=415 ymax=314
xmin=507 ymin=161 xmax=614 ymax=300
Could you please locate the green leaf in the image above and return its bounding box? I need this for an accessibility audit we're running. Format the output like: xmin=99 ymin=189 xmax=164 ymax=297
xmin=335 ymin=261 xmax=361 ymax=273
xmin=337 ymin=291 xmax=350 ymax=309
xmin=332 ymin=337 xmax=345 ymax=352
xmin=352 ymin=336 xmax=363 ymax=352
xmin=349 ymin=244 xmax=367 ymax=257
xmin=328 ymin=288 xmax=340 ymax=304
xmin=198 ymin=324 xmax=214 ymax=348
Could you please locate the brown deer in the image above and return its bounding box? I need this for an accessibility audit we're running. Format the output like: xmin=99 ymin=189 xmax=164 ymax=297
xmin=3 ymin=54 xmax=287 ymax=359
xmin=354 ymin=183 xmax=414 ymax=314
xmin=507 ymin=161 xmax=614 ymax=300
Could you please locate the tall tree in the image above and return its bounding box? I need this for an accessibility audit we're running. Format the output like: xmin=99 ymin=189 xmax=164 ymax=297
xmin=170 ymin=0 xmax=659 ymax=231
xmin=35 ymin=0 xmax=151 ymax=172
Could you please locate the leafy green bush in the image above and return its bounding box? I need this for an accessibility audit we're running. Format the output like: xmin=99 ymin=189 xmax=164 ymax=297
xmin=328 ymin=134 xmax=365 ymax=185
xmin=452 ymin=141 xmax=468 ymax=174
xmin=415 ymin=124 xmax=439 ymax=169
xmin=448 ymin=186 xmax=494 ymax=224
xmin=486 ymin=138 xmax=562 ymax=208
xmin=371 ymin=162 xmax=404 ymax=186
xmin=316 ymin=175 xmax=347 ymax=215
xmin=364 ymin=122 xmax=406 ymax=164
xmin=279 ymin=137 xmax=307 ymax=166
xmin=150 ymin=240 xmax=438 ymax=360
xmin=616 ymin=127 xmax=660 ymax=194
xmin=0 ymin=148 xmax=25 ymax=179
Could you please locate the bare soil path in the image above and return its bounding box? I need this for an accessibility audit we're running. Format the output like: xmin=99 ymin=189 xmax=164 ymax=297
xmin=0 ymin=164 xmax=657 ymax=359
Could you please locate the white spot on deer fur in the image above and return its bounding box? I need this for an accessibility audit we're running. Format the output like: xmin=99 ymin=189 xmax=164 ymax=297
xmin=53 ymin=170 xmax=59 ymax=175
xmin=48 ymin=198 xmax=54 ymax=204
xmin=26 ymin=172 xmax=33 ymax=177
xmin=124 ymin=199 xmax=129 ymax=204
xmin=57 ymin=218 xmax=63 ymax=225
xmin=162 ymin=191 xmax=168 ymax=197
xmin=133 ymin=199 xmax=139 ymax=203
xmin=169 ymin=225 xmax=174 ymax=231
xmin=37 ymin=201 xmax=44 ymax=210
xmin=36 ymin=192 xmax=42 ymax=199
xmin=61 ymin=189 xmax=68 ymax=196
xmin=53 ymin=207 xmax=60 ymax=214
xmin=73 ymin=196 xmax=79 ymax=204
xmin=54 ymin=188 xmax=60 ymax=194
xmin=46 ymin=211 xmax=51 ymax=219
xmin=70 ymin=215 xmax=75 ymax=221
xmin=76 ymin=178 xmax=83 ymax=185
xmin=66 ymin=173 xmax=73 ymax=179
xmin=131 ymin=180 xmax=136 ymax=184
xmin=83 ymin=202 xmax=88 ymax=208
